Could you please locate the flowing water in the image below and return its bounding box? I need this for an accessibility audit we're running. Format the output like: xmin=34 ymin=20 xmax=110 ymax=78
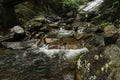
xmin=79 ymin=0 xmax=104 ymax=12
xmin=0 ymin=0 xmax=106 ymax=80
xmin=0 ymin=27 xmax=89 ymax=80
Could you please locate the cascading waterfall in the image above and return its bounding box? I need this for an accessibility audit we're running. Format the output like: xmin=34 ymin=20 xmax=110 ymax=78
xmin=79 ymin=0 xmax=104 ymax=12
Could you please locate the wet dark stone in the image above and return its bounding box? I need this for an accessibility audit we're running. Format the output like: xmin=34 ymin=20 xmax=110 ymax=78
xmin=104 ymin=33 xmax=119 ymax=45
xmin=87 ymin=35 xmax=105 ymax=47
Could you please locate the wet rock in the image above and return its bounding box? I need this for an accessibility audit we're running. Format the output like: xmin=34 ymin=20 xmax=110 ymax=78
xmin=45 ymin=38 xmax=58 ymax=44
xmin=72 ymin=21 xmax=97 ymax=33
xmin=104 ymin=33 xmax=119 ymax=45
xmin=0 ymin=32 xmax=25 ymax=42
xmin=75 ymin=45 xmax=119 ymax=80
xmin=95 ymin=27 xmax=104 ymax=33
xmin=2 ymin=42 xmax=25 ymax=49
xmin=76 ymin=46 xmax=110 ymax=80
xmin=104 ymin=25 xmax=118 ymax=45
xmin=87 ymin=35 xmax=105 ymax=47
xmin=48 ymin=38 xmax=84 ymax=49
xmin=9 ymin=26 xmax=26 ymax=41
xmin=1 ymin=42 xmax=29 ymax=49
xmin=0 ymin=33 xmax=14 ymax=43
xmin=64 ymin=73 xmax=75 ymax=80
xmin=10 ymin=26 xmax=24 ymax=34
xmin=104 ymin=25 xmax=118 ymax=35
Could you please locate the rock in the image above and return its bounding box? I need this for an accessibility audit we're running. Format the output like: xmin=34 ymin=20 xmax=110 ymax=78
xmin=77 ymin=11 xmax=87 ymax=21
xmin=73 ymin=33 xmax=94 ymax=40
xmin=76 ymin=47 xmax=108 ymax=80
xmin=34 ymin=15 xmax=46 ymax=22
xmin=48 ymin=38 xmax=84 ymax=49
xmin=104 ymin=25 xmax=117 ymax=36
xmin=95 ymin=27 xmax=104 ymax=33
xmin=72 ymin=21 xmax=97 ymax=33
xmin=45 ymin=38 xmax=58 ymax=44
xmin=10 ymin=26 xmax=26 ymax=41
xmin=1 ymin=42 xmax=27 ymax=49
xmin=87 ymin=35 xmax=105 ymax=47
xmin=75 ymin=14 xmax=81 ymax=21
xmin=75 ymin=45 xmax=119 ymax=80
xmin=64 ymin=73 xmax=75 ymax=80
xmin=48 ymin=23 xmax=58 ymax=28
xmin=0 ymin=35 xmax=2 ymax=38
xmin=104 ymin=45 xmax=120 ymax=80
xmin=0 ymin=33 xmax=15 ymax=43
xmin=25 ymin=21 xmax=42 ymax=32
xmin=10 ymin=26 xmax=24 ymax=34
xmin=64 ymin=18 xmax=74 ymax=24
xmin=84 ymin=27 xmax=98 ymax=33
xmin=104 ymin=33 xmax=118 ymax=45
xmin=67 ymin=11 xmax=74 ymax=17
xmin=0 ymin=32 xmax=25 ymax=42
xmin=103 ymin=25 xmax=118 ymax=45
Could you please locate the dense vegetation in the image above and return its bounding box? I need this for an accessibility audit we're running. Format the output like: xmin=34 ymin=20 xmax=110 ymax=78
xmin=0 ymin=0 xmax=120 ymax=27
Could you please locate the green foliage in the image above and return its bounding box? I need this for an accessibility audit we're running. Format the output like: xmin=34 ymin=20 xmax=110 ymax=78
xmin=61 ymin=0 xmax=88 ymax=9
xmin=15 ymin=0 xmax=88 ymax=23
xmin=30 ymin=0 xmax=88 ymax=13
xmin=115 ymin=19 xmax=120 ymax=24
xmin=99 ymin=22 xmax=112 ymax=28
xmin=15 ymin=2 xmax=36 ymax=23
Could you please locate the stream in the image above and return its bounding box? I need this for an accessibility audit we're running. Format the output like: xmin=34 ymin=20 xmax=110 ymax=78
xmin=0 ymin=27 xmax=88 ymax=80
xmin=0 ymin=0 xmax=120 ymax=80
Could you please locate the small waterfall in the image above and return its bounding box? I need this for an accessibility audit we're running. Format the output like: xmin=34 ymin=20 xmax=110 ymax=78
xmin=37 ymin=44 xmax=89 ymax=60
xmin=79 ymin=0 xmax=104 ymax=12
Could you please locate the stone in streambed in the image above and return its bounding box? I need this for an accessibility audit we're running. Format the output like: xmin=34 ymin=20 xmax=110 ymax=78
xmin=10 ymin=26 xmax=26 ymax=41
xmin=104 ymin=25 xmax=118 ymax=35
xmin=1 ymin=42 xmax=27 ymax=49
xmin=0 ymin=26 xmax=26 ymax=42
xmin=10 ymin=26 xmax=24 ymax=34
xmin=104 ymin=25 xmax=119 ymax=45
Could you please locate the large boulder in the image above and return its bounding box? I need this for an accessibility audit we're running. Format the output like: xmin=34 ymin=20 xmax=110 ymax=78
xmin=76 ymin=45 xmax=120 ymax=80
xmin=104 ymin=25 xmax=119 ymax=45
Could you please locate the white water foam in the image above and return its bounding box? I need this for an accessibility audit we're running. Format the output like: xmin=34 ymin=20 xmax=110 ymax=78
xmin=38 ymin=45 xmax=89 ymax=59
